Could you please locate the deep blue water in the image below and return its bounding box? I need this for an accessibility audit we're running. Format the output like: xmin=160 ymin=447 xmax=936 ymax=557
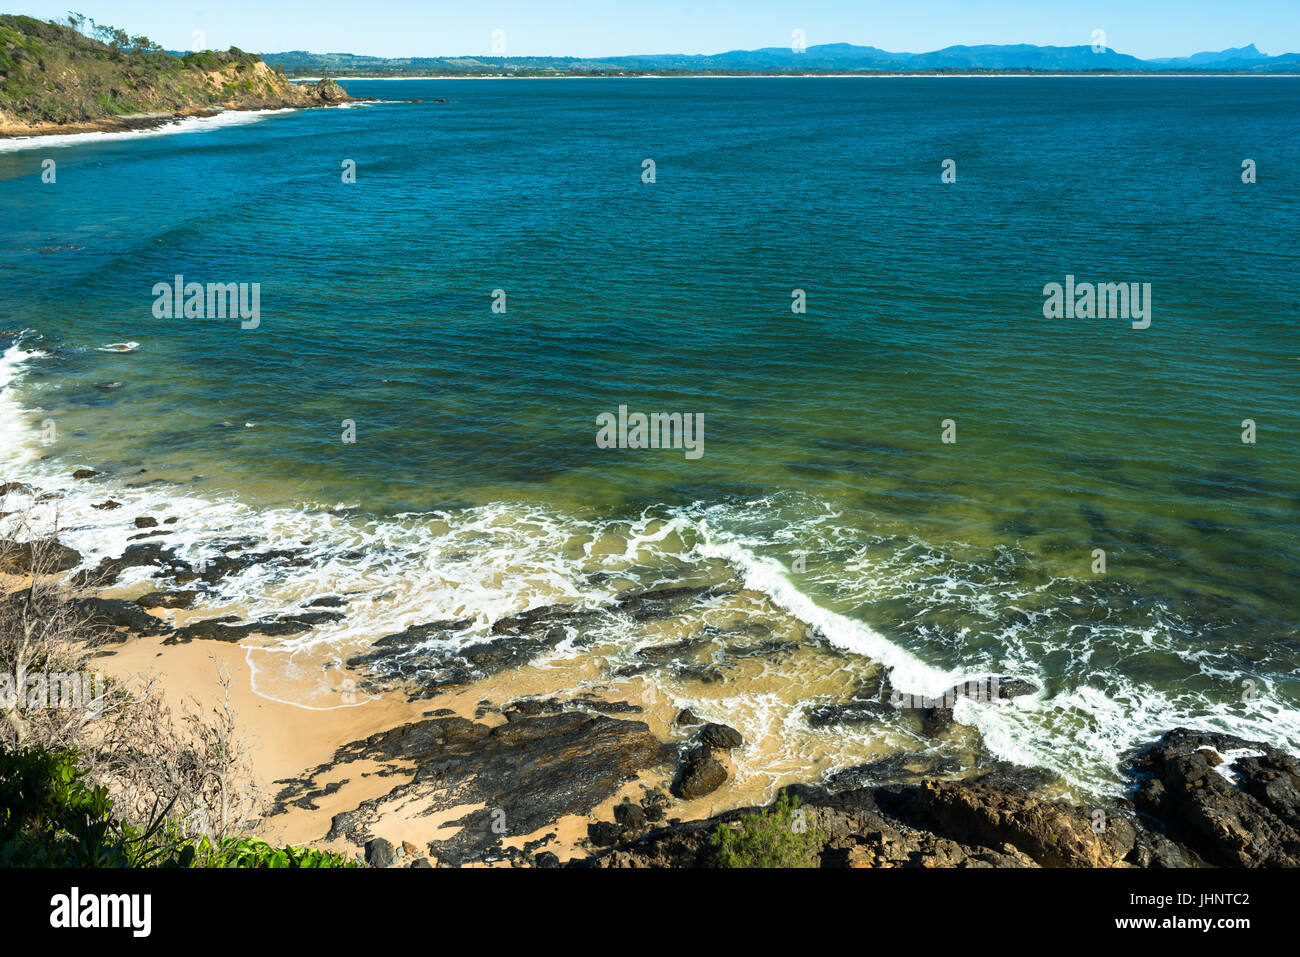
xmin=1 ymin=77 xmax=1297 ymax=794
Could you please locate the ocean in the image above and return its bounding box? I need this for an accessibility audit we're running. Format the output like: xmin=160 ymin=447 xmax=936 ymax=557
xmin=1 ymin=76 xmax=1297 ymax=799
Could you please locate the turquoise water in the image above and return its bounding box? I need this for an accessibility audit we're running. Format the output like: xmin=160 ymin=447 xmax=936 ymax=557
xmin=1 ymin=78 xmax=1298 ymax=795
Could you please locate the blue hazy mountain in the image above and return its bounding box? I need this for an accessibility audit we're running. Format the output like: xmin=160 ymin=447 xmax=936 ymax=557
xmin=256 ymin=41 xmax=1300 ymax=74
xmin=1148 ymin=44 xmax=1269 ymax=67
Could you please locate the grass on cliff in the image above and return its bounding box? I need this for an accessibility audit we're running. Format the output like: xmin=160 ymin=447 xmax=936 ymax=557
xmin=711 ymin=792 xmax=825 ymax=868
xmin=0 ymin=14 xmax=285 ymax=125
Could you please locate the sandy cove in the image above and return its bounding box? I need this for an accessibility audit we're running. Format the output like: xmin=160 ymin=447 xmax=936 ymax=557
xmin=7 ymin=486 xmax=1300 ymax=868
xmin=89 ymin=609 xmax=746 ymax=867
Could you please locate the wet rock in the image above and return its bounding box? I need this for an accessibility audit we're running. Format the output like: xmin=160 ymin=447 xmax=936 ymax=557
xmin=0 ymin=482 xmax=35 ymax=497
xmin=1199 ymin=747 xmax=1225 ymax=767
xmin=310 ymin=711 xmax=667 ymax=866
xmin=588 ymin=821 xmax=623 ymax=846
xmin=1127 ymin=728 xmax=1300 ymax=867
xmin=410 ymin=857 xmax=432 ymax=868
xmin=642 ymin=789 xmax=669 ymax=822
xmin=307 ymin=596 xmax=346 ymax=608
xmin=698 ymin=723 xmax=743 ymax=750
xmin=74 ymin=596 xmax=171 ymax=638
xmin=134 ymin=516 xmax=158 ymax=529
xmin=613 ymin=584 xmax=724 ymax=621
xmin=919 ymin=707 xmax=954 ymax=737
xmin=673 ymin=754 xmax=728 ymax=800
xmin=91 ymin=500 xmax=122 ymax=510
xmin=827 ymin=752 xmax=964 ymax=790
xmin=534 ymin=851 xmax=561 ymax=868
xmin=581 ymin=699 xmax=643 ymax=715
xmin=881 ymin=775 xmax=1138 ymax=868
xmin=364 ymin=837 xmax=395 ymax=868
xmin=135 ymin=591 xmax=198 ymax=610
xmin=279 ymin=610 xmax=345 ymax=627
xmin=675 ymin=708 xmax=702 ymax=727
xmin=72 ymin=469 xmax=99 ymax=480
xmin=165 ymin=613 xmax=324 ymax=644
xmin=614 ymin=801 xmax=647 ymax=831
xmin=349 ymin=610 xmax=590 ymax=694
xmin=164 ymin=616 xmax=247 ymax=642
xmin=73 ymin=542 xmax=182 ymax=586
xmin=490 ymin=602 xmax=602 ymax=636
xmin=0 ymin=539 xmax=82 ymax=574
xmin=807 ymin=698 xmax=892 ymax=728
xmin=806 ymin=674 xmax=894 ymax=729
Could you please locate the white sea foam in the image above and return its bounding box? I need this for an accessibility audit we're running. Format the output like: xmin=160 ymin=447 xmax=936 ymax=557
xmin=0 ymin=109 xmax=298 ymax=153
xmin=2 ymin=346 xmax=1299 ymax=793
xmin=0 ymin=336 xmax=45 ymax=466
xmin=693 ymin=533 xmax=955 ymax=693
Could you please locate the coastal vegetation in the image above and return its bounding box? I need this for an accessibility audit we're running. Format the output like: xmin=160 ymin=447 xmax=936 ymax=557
xmin=0 ymin=532 xmax=352 ymax=868
xmin=711 ymin=791 xmax=824 ymax=867
xmin=0 ymin=13 xmax=345 ymax=133
xmin=0 ymin=745 xmax=354 ymax=867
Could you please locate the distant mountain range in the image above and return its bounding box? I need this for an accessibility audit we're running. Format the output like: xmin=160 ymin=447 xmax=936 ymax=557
xmin=253 ymin=42 xmax=1300 ymax=76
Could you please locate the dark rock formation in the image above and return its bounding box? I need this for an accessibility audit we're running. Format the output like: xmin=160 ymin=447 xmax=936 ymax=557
xmin=879 ymin=773 xmax=1139 ymax=867
xmin=613 ymin=800 xmax=647 ymax=831
xmin=673 ymin=754 xmax=728 ymax=800
xmin=1128 ymin=728 xmax=1300 ymax=867
xmin=165 ymin=611 xmax=337 ymax=644
xmin=0 ymin=539 xmax=82 ymax=574
xmin=74 ymin=596 xmax=172 ymax=639
xmin=698 ymin=722 xmax=744 ymax=750
xmin=364 ymin=837 xmax=395 ymax=868
xmin=348 ymin=604 xmax=612 ymax=695
xmin=299 ymin=709 xmax=668 ymax=866
xmin=612 ymin=584 xmax=723 ymax=620
xmin=136 ymin=590 xmax=198 ymax=610
xmin=586 ymin=729 xmax=1300 ymax=870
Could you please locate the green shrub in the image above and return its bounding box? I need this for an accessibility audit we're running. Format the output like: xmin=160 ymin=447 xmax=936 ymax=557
xmin=0 ymin=745 xmax=189 ymax=867
xmin=0 ymin=744 xmax=353 ymax=868
xmin=710 ymin=791 xmax=824 ymax=868
xmin=197 ymin=836 xmax=356 ymax=869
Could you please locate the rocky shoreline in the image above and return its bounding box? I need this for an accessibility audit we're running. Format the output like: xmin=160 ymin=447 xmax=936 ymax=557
xmin=0 ymin=78 xmax=353 ymax=140
xmin=3 ymin=470 xmax=1299 ymax=868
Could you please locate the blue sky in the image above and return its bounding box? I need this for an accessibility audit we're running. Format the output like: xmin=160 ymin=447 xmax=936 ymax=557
xmin=14 ymin=1 xmax=1300 ymax=58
